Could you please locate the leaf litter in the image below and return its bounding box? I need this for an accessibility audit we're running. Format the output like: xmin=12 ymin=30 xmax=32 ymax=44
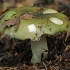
xmin=0 ymin=16 xmax=20 ymax=31
xmin=20 ymin=13 xmax=33 ymax=20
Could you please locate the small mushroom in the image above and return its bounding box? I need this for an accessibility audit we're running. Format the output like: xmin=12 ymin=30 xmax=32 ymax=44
xmin=0 ymin=7 xmax=70 ymax=63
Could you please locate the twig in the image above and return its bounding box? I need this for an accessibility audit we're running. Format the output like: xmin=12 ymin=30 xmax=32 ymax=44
xmin=43 ymin=62 xmax=48 ymax=70
xmin=33 ymin=65 xmax=39 ymax=70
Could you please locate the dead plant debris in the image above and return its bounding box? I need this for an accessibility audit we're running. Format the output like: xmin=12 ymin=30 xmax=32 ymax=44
xmin=0 ymin=32 xmax=70 ymax=70
xmin=20 ymin=14 xmax=33 ymax=20
xmin=0 ymin=17 xmax=20 ymax=31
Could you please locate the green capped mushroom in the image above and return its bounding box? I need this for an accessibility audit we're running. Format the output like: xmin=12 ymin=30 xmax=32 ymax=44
xmin=0 ymin=7 xmax=70 ymax=63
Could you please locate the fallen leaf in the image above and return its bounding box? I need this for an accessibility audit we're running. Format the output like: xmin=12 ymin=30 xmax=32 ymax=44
xmin=64 ymin=45 xmax=70 ymax=51
xmin=0 ymin=17 xmax=20 ymax=31
xmin=20 ymin=13 xmax=33 ymax=20
xmin=14 ymin=17 xmax=20 ymax=31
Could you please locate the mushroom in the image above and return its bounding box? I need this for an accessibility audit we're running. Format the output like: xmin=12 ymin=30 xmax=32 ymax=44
xmin=0 ymin=7 xmax=69 ymax=63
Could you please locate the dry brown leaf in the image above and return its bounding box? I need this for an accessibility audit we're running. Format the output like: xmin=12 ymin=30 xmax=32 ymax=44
xmin=20 ymin=13 xmax=33 ymax=20
xmin=64 ymin=45 xmax=70 ymax=51
xmin=14 ymin=17 xmax=20 ymax=31
xmin=0 ymin=17 xmax=20 ymax=31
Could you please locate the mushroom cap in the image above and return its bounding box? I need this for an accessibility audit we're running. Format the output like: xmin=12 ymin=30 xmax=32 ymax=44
xmin=0 ymin=7 xmax=69 ymax=41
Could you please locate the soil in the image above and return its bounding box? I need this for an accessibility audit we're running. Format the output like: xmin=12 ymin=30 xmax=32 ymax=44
xmin=0 ymin=31 xmax=70 ymax=70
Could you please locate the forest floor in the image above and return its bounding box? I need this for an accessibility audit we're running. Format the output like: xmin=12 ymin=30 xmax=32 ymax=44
xmin=0 ymin=0 xmax=70 ymax=70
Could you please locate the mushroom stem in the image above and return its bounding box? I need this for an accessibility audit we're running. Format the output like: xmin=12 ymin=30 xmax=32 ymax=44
xmin=31 ymin=35 xmax=48 ymax=63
